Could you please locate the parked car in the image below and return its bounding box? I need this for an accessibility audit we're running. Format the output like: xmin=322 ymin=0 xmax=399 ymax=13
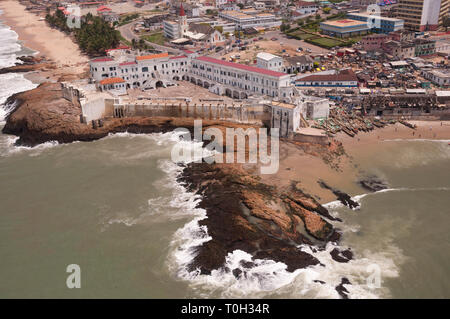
xmin=271 ymin=37 xmax=278 ymax=41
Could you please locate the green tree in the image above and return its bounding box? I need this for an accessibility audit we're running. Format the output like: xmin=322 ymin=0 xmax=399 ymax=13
xmin=280 ymin=23 xmax=291 ymax=33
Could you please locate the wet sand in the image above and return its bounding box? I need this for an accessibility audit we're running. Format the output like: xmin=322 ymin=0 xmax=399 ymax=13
xmin=259 ymin=121 xmax=450 ymax=204
xmin=0 ymin=0 xmax=87 ymax=72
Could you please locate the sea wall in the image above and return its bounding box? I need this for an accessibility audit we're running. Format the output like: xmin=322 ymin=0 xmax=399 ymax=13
xmin=293 ymin=132 xmax=329 ymax=145
xmin=113 ymin=101 xmax=271 ymax=125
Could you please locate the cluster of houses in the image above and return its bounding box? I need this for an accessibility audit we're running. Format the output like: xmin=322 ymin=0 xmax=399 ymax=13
xmin=361 ymin=30 xmax=437 ymax=59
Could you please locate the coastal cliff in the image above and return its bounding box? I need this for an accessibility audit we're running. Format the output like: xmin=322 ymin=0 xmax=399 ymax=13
xmin=2 ymin=81 xmax=354 ymax=297
xmin=2 ymin=82 xmax=258 ymax=146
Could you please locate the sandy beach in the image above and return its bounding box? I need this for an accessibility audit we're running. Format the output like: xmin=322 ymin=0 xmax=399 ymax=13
xmin=260 ymin=120 xmax=450 ymax=203
xmin=0 ymin=0 xmax=87 ymax=73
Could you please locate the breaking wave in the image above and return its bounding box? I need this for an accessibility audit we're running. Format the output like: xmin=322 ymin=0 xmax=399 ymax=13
xmin=165 ymin=177 xmax=408 ymax=298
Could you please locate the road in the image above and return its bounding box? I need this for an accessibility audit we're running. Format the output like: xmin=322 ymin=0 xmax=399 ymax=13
xmin=118 ymin=22 xmax=183 ymax=55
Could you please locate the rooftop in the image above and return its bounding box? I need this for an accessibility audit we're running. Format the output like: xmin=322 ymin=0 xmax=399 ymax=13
xmin=256 ymin=52 xmax=281 ymax=61
xmin=195 ymin=56 xmax=288 ymax=77
xmin=348 ymin=12 xmax=404 ymax=22
xmin=136 ymin=52 xmax=169 ymax=61
xmin=99 ymin=77 xmax=125 ymax=85
xmin=321 ymin=19 xmax=368 ymax=28
xmin=91 ymin=57 xmax=114 ymax=63
xmin=297 ymin=69 xmax=357 ymax=82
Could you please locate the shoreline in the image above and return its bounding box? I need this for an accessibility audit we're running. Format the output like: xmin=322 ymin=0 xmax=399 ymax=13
xmin=0 ymin=0 xmax=88 ymax=75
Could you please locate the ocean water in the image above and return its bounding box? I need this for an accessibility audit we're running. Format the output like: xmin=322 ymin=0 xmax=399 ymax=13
xmin=1 ymin=15 xmax=449 ymax=299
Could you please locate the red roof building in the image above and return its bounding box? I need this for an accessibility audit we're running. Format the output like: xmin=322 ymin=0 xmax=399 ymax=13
xmin=96 ymin=5 xmax=112 ymax=12
xmin=91 ymin=57 xmax=114 ymax=63
xmin=195 ymin=56 xmax=287 ymax=77
xmin=179 ymin=3 xmax=185 ymax=17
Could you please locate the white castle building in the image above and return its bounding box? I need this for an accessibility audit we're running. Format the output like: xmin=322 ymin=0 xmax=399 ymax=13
xmin=89 ymin=49 xmax=294 ymax=100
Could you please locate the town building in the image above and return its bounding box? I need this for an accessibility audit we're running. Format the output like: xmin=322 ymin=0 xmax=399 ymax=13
xmin=396 ymin=0 xmax=449 ymax=31
xmin=99 ymin=11 xmax=119 ymax=24
xmin=414 ymin=38 xmax=436 ymax=56
xmin=296 ymin=69 xmax=358 ymax=87
xmin=389 ymin=30 xmax=415 ymax=42
xmin=164 ymin=4 xmax=228 ymax=44
xmin=361 ymin=34 xmax=391 ymax=51
xmin=382 ymin=40 xmax=416 ymax=58
xmin=174 ymin=2 xmax=200 ymax=17
xmin=294 ymin=1 xmax=319 ymax=16
xmin=421 ymin=68 xmax=450 ymax=86
xmin=218 ymin=10 xmax=282 ymax=30
xmin=283 ymin=55 xmax=314 ymax=74
xmin=347 ymin=12 xmax=404 ymax=33
xmin=256 ymin=52 xmax=284 ymax=72
xmin=320 ymin=19 xmax=371 ymax=38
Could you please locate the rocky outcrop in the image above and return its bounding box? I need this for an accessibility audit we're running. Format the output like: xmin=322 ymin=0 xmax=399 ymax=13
xmin=0 ymin=56 xmax=55 ymax=74
xmin=358 ymin=175 xmax=389 ymax=192
xmin=318 ymin=180 xmax=359 ymax=209
xmin=178 ymin=163 xmax=344 ymax=275
xmin=1 ymin=83 xmax=257 ymax=147
xmin=335 ymin=277 xmax=351 ymax=299
xmin=3 ymin=81 xmax=354 ymax=291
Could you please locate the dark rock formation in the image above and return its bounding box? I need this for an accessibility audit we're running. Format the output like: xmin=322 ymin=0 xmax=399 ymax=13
xmin=358 ymin=175 xmax=389 ymax=192
xmin=335 ymin=277 xmax=351 ymax=299
xmin=330 ymin=247 xmax=353 ymax=263
xmin=318 ymin=180 xmax=359 ymax=209
xmin=1 ymin=83 xmax=257 ymax=147
xmin=0 ymin=56 xmax=55 ymax=74
xmin=179 ymin=163 xmax=341 ymax=275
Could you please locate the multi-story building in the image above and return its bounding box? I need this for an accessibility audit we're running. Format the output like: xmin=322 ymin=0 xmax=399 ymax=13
xmin=382 ymin=40 xmax=416 ymax=58
xmin=414 ymin=38 xmax=436 ymax=56
xmin=396 ymin=0 xmax=449 ymax=31
xmin=361 ymin=34 xmax=391 ymax=51
xmin=89 ymin=52 xmax=191 ymax=91
xmin=189 ymin=56 xmax=293 ymax=99
xmin=218 ymin=10 xmax=282 ymax=30
xmin=347 ymin=12 xmax=404 ymax=33
xmin=389 ymin=30 xmax=415 ymax=42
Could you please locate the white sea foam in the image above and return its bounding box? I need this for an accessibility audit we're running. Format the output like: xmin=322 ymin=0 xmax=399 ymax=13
xmin=164 ymin=173 xmax=409 ymax=298
xmin=383 ymin=138 xmax=450 ymax=143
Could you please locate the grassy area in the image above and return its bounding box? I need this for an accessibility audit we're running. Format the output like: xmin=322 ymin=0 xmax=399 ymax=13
xmin=141 ymin=32 xmax=165 ymax=45
xmin=287 ymin=30 xmax=316 ymax=41
xmin=118 ymin=13 xmax=139 ymax=27
xmin=306 ymin=37 xmax=344 ymax=49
